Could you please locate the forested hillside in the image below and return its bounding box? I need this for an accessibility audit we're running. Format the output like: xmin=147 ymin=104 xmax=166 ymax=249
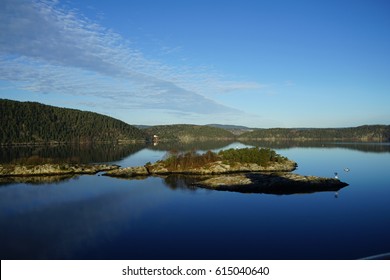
xmin=2 ymin=99 xmax=388 ymax=145
xmin=0 ymin=99 xmax=146 ymax=144
xmin=144 ymin=124 xmax=235 ymax=142
xmin=206 ymin=124 xmax=253 ymax=135
xmin=239 ymin=126 xmax=390 ymax=142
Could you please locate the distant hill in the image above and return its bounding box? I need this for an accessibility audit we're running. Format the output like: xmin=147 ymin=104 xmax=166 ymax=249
xmin=238 ymin=126 xmax=390 ymax=142
xmin=136 ymin=123 xmax=390 ymax=142
xmin=133 ymin=125 xmax=152 ymax=130
xmin=3 ymin=99 xmax=388 ymax=145
xmin=144 ymin=124 xmax=235 ymax=142
xmin=0 ymin=99 xmax=147 ymax=145
xmin=206 ymin=124 xmax=254 ymax=135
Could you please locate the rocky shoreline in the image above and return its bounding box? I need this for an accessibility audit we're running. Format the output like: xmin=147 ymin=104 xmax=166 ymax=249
xmin=0 ymin=163 xmax=119 ymax=177
xmin=103 ymin=159 xmax=297 ymax=177
xmin=0 ymin=159 xmax=348 ymax=195
xmin=193 ymin=173 xmax=348 ymax=194
xmin=103 ymin=160 xmax=348 ymax=194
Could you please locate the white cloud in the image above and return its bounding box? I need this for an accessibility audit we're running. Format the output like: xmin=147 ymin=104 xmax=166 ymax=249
xmin=0 ymin=0 xmax=247 ymax=116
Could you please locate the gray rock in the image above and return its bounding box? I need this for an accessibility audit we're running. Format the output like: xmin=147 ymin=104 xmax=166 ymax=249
xmin=104 ymin=166 xmax=149 ymax=178
xmin=144 ymin=159 xmax=297 ymax=175
xmin=0 ymin=163 xmax=119 ymax=177
xmin=194 ymin=172 xmax=349 ymax=195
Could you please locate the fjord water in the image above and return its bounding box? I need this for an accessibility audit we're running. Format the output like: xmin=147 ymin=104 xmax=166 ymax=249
xmin=0 ymin=142 xmax=389 ymax=260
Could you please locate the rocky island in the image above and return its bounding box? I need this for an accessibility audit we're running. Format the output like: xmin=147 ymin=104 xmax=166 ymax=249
xmin=193 ymin=173 xmax=348 ymax=194
xmin=105 ymin=147 xmax=297 ymax=177
xmin=0 ymin=147 xmax=348 ymax=194
xmin=0 ymin=163 xmax=119 ymax=177
xmin=104 ymin=147 xmax=348 ymax=194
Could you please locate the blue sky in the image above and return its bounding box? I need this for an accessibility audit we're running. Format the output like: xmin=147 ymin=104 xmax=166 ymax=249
xmin=1 ymin=0 xmax=389 ymax=127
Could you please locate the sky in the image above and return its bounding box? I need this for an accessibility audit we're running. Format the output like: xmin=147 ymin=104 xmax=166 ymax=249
xmin=0 ymin=0 xmax=389 ymax=128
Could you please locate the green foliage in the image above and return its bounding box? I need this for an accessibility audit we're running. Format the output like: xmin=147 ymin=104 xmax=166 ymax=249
xmin=161 ymin=149 xmax=220 ymax=171
xmin=218 ymin=147 xmax=287 ymax=166
xmin=159 ymin=147 xmax=287 ymax=170
xmin=145 ymin=124 xmax=390 ymax=143
xmin=239 ymin=126 xmax=390 ymax=142
xmin=0 ymin=99 xmax=147 ymax=144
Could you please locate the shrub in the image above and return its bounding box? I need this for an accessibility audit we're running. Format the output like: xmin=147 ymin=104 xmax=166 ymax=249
xmin=160 ymin=147 xmax=287 ymax=170
xmin=218 ymin=147 xmax=286 ymax=166
xmin=162 ymin=150 xmax=220 ymax=170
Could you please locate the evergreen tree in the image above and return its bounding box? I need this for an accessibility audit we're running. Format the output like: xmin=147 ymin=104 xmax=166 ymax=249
xmin=0 ymin=99 xmax=146 ymax=144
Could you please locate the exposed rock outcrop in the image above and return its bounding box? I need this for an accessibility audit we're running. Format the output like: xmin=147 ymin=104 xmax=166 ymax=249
xmin=103 ymin=166 xmax=149 ymax=178
xmin=0 ymin=157 xmax=348 ymax=196
xmin=0 ymin=163 xmax=119 ymax=177
xmin=103 ymin=159 xmax=296 ymax=178
xmin=194 ymin=172 xmax=348 ymax=194
xmin=151 ymin=160 xmax=296 ymax=175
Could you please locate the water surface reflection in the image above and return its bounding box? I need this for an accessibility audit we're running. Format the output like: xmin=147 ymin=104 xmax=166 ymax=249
xmin=0 ymin=141 xmax=389 ymax=259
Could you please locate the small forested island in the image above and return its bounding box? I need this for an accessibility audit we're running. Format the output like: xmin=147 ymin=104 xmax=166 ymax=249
xmin=104 ymin=147 xmax=348 ymax=194
xmin=105 ymin=147 xmax=296 ymax=177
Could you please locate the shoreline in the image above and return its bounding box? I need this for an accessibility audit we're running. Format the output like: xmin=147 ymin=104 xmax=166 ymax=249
xmin=193 ymin=172 xmax=348 ymax=194
xmin=0 ymin=163 xmax=119 ymax=177
xmin=0 ymin=162 xmax=348 ymax=195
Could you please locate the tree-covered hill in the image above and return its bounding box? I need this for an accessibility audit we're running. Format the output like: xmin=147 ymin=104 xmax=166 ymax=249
xmin=144 ymin=124 xmax=235 ymax=142
xmin=238 ymin=125 xmax=390 ymax=142
xmin=0 ymin=99 xmax=147 ymax=144
xmin=206 ymin=124 xmax=254 ymax=135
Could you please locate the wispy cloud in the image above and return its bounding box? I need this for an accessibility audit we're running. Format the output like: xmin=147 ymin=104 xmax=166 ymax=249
xmin=0 ymin=0 xmax=256 ymax=116
xmin=214 ymin=81 xmax=267 ymax=93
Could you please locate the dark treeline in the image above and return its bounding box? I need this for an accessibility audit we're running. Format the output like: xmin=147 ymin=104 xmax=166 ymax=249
xmin=144 ymin=124 xmax=390 ymax=142
xmin=144 ymin=124 xmax=235 ymax=142
xmin=240 ymin=140 xmax=390 ymax=153
xmin=2 ymin=99 xmax=389 ymax=145
xmin=239 ymin=126 xmax=390 ymax=142
xmin=0 ymin=99 xmax=146 ymax=144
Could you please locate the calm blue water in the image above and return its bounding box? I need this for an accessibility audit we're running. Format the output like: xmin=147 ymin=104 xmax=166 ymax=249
xmin=0 ymin=142 xmax=389 ymax=260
